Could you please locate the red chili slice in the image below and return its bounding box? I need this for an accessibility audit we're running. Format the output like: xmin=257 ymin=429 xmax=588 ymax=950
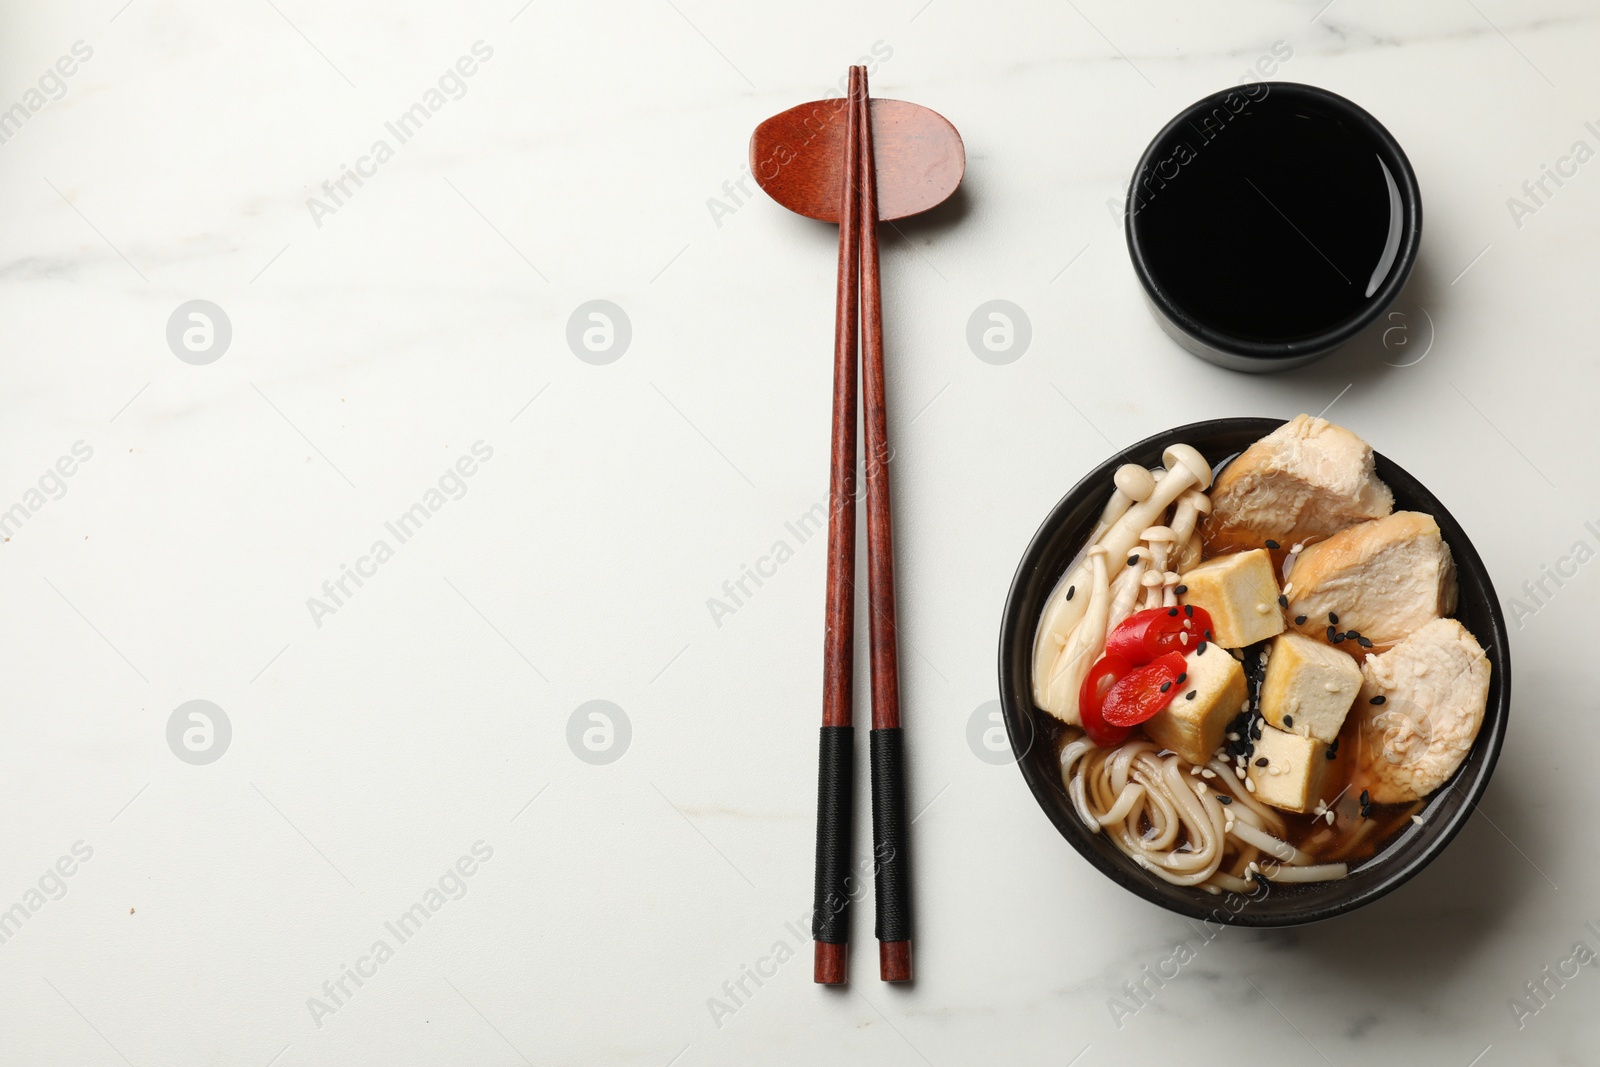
xmin=1104 ymin=605 xmax=1216 ymax=664
xmin=1078 ymin=654 xmax=1133 ymax=747
xmin=1100 ymin=651 xmax=1189 ymax=728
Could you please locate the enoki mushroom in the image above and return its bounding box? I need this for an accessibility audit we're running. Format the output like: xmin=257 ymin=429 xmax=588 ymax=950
xmin=1061 ymin=734 xmax=1349 ymax=891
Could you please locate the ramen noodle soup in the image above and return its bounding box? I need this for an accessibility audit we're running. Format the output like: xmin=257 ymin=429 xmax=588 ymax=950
xmin=1032 ymin=416 xmax=1490 ymax=893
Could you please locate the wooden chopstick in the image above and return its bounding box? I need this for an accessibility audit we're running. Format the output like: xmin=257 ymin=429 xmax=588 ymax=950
xmin=811 ymin=64 xmax=863 ymax=987
xmin=855 ymin=65 xmax=914 ymax=984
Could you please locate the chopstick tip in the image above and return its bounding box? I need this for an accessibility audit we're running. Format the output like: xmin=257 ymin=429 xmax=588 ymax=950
xmin=814 ymin=941 xmax=849 ymax=985
xmin=879 ymin=940 xmax=913 ymax=983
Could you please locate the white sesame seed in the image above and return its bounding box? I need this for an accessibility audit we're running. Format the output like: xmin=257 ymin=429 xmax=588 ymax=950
xmin=1245 ymin=778 xmax=1256 ymax=793
xmin=1255 ymin=603 xmax=1270 ymax=614
xmin=1324 ymin=682 xmax=1341 ymax=693
xmin=1201 ymin=769 xmax=1216 ymax=779
xmin=1227 ymin=732 xmax=1239 ymax=742
xmin=1411 ymin=814 xmax=1424 ymax=826
xmin=1325 ymin=810 xmax=1335 ymax=824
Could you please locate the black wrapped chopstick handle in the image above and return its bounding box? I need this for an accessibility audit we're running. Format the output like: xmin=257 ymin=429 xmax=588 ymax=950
xmin=870 ymin=727 xmax=912 ymax=949
xmin=812 ymin=726 xmax=854 ymax=946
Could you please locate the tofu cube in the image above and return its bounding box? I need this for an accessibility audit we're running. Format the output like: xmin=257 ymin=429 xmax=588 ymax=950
xmin=1246 ymin=726 xmax=1328 ymax=814
xmin=1142 ymin=640 xmax=1247 ymax=765
xmin=1259 ymin=632 xmax=1361 ymax=743
xmin=1178 ymin=549 xmax=1285 ymax=649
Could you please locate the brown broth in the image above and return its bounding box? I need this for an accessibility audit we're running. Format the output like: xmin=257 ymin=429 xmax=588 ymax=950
xmin=1199 ymin=521 xmax=1289 ymax=563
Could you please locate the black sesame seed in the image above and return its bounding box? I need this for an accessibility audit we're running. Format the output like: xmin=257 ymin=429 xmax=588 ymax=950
xmin=1361 ymin=804 xmax=1373 ymax=818
xmin=1277 ymin=594 xmax=1288 ymax=608
xmin=1370 ymin=695 xmax=1386 ymax=705
xmin=1357 ymin=636 xmax=1373 ymax=648
xmin=1295 ymin=615 xmax=1308 ymax=625
xmin=1265 ymin=540 xmax=1280 ymax=550
xmin=1197 ymin=642 xmax=1209 ymax=656
xmin=1168 ymin=607 xmax=1179 ymax=617
xmin=1159 ymin=681 xmax=1172 ymax=693
xmin=1185 ymin=690 xmax=1197 ymax=701
xmin=1185 ymin=605 xmax=1194 ymax=618
xmin=1325 ymin=748 xmax=1337 ymax=760
xmin=1255 ymin=757 xmax=1268 ymax=767
xmin=1204 ymin=629 xmax=1214 ymax=641
xmin=1066 ymin=586 xmax=1075 ymax=601
xmin=1359 ymin=790 xmax=1370 ymax=806
xmin=1175 ymin=584 xmax=1188 ymax=595
xmin=1333 ymin=633 xmax=1347 ymax=644
xmin=1283 ymin=715 xmax=1294 ymax=728
xmin=1216 ymin=794 xmax=1232 ymax=805
xmin=1328 ymin=738 xmax=1340 ymax=752
xmin=1127 ymin=554 xmax=1139 ymax=567
xmin=1253 ymin=871 xmax=1271 ymax=890
xmin=1175 ymin=673 xmax=1187 ymax=685
xmin=1328 ymin=612 xmax=1339 ymax=624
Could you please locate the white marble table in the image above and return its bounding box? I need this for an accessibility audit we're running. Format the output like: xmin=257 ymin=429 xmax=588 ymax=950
xmin=1 ymin=1 xmax=1596 ymax=1063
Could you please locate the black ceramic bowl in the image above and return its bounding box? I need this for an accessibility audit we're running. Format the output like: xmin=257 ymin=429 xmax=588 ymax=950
xmin=998 ymin=418 xmax=1510 ymax=925
xmin=1126 ymin=83 xmax=1422 ymax=372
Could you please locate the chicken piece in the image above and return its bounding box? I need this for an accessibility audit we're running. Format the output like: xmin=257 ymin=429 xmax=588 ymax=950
xmin=1205 ymin=414 xmax=1393 ymax=547
xmin=1285 ymin=512 xmax=1457 ymax=650
xmin=1142 ymin=639 xmax=1246 ymax=766
xmin=1259 ymin=632 xmax=1361 ymax=743
xmin=1352 ymin=618 xmax=1490 ymax=804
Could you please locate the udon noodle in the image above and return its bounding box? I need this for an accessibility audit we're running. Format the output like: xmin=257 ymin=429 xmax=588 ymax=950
xmin=1060 ymin=731 xmax=1349 ymax=893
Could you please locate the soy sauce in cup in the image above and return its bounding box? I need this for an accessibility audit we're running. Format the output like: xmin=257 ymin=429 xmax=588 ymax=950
xmin=1126 ymin=82 xmax=1421 ymax=372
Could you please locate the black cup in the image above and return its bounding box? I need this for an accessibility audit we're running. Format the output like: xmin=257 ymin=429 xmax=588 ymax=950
xmin=1126 ymin=83 xmax=1422 ymax=372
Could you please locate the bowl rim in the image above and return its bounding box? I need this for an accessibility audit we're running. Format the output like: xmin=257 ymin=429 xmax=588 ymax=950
xmin=997 ymin=416 xmax=1511 ymax=925
xmin=1124 ymin=81 xmax=1424 ymax=363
